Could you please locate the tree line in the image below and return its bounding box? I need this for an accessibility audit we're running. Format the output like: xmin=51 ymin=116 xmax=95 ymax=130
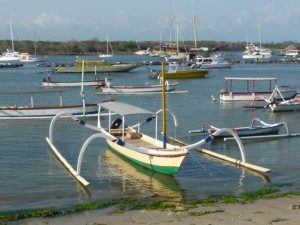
xmin=0 ymin=39 xmax=299 ymax=55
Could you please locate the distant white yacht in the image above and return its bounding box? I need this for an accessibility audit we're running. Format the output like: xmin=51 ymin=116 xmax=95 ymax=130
xmin=0 ymin=49 xmax=20 ymax=63
xmin=0 ymin=20 xmax=20 ymax=63
xmin=242 ymin=43 xmax=272 ymax=61
xmin=285 ymin=49 xmax=299 ymax=58
xmin=193 ymin=55 xmax=231 ymax=69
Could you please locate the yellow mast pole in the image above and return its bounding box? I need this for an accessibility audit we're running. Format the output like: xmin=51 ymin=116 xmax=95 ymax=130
xmin=162 ymin=62 xmax=167 ymax=149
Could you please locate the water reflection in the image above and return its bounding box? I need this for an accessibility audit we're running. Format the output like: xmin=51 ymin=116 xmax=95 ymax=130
xmin=100 ymin=149 xmax=183 ymax=201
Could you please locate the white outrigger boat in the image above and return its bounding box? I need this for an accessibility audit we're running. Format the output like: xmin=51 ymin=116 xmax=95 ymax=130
xmin=99 ymin=80 xmax=178 ymax=94
xmin=42 ymin=80 xmax=104 ymax=88
xmin=0 ymin=60 xmax=100 ymax=119
xmin=41 ymin=68 xmax=107 ymax=88
xmin=0 ymin=89 xmax=98 ymax=119
xmin=46 ymin=63 xmax=251 ymax=186
xmin=189 ymin=118 xmax=285 ymax=137
xmin=265 ymin=85 xmax=300 ymax=112
xmin=220 ymin=77 xmax=296 ymax=101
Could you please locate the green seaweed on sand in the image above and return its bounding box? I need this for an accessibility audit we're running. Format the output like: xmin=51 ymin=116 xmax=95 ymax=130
xmin=2 ymin=188 xmax=300 ymax=223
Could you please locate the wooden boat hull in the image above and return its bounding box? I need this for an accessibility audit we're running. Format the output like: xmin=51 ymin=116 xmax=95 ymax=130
xmin=220 ymin=90 xmax=296 ymax=101
xmin=41 ymin=80 xmax=104 ymax=87
xmin=0 ymin=103 xmax=98 ymax=119
xmin=209 ymin=125 xmax=282 ymax=137
xmin=101 ymin=83 xmax=177 ymax=93
xmin=164 ymin=69 xmax=208 ymax=79
xmin=56 ymin=64 xmax=141 ymax=73
xmin=106 ymin=133 xmax=187 ymax=174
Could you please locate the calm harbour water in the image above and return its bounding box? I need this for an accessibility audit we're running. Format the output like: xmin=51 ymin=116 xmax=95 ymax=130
xmin=1 ymin=54 xmax=300 ymax=212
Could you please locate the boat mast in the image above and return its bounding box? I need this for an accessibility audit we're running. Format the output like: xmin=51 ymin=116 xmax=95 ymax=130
xmin=176 ymin=26 xmax=179 ymax=53
xmin=10 ymin=19 xmax=15 ymax=52
xmin=161 ymin=62 xmax=167 ymax=149
xmin=245 ymin=29 xmax=249 ymax=48
xmin=171 ymin=0 xmax=176 ymax=50
xmin=106 ymin=33 xmax=109 ymax=55
xmin=192 ymin=0 xmax=197 ymax=48
xmin=257 ymin=22 xmax=262 ymax=49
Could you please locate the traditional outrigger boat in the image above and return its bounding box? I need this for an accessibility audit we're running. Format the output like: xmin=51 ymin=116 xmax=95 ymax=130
xmin=46 ymin=63 xmax=259 ymax=186
xmin=189 ymin=118 xmax=285 ymax=137
xmin=41 ymin=69 xmax=107 ymax=87
xmin=98 ymin=80 xmax=178 ymax=94
xmin=56 ymin=57 xmax=141 ymax=73
xmin=220 ymin=77 xmax=296 ymax=101
xmin=0 ymin=60 xmax=100 ymax=119
xmin=0 ymin=89 xmax=98 ymax=119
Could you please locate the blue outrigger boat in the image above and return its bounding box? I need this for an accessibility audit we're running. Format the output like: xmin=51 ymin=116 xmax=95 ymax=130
xmin=190 ymin=118 xmax=286 ymax=137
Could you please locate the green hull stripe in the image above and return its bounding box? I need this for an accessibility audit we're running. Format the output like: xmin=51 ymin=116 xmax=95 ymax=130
xmin=110 ymin=147 xmax=180 ymax=175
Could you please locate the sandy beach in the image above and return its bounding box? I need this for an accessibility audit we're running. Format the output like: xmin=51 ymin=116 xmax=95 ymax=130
xmin=8 ymin=196 xmax=300 ymax=225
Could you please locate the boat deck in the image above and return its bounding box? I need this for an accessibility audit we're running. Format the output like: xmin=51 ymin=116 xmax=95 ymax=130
xmin=113 ymin=132 xmax=164 ymax=150
xmin=125 ymin=137 xmax=162 ymax=149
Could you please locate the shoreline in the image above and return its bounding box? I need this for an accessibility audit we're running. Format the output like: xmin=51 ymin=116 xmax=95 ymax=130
xmin=3 ymin=190 xmax=300 ymax=225
xmin=7 ymin=196 xmax=300 ymax=225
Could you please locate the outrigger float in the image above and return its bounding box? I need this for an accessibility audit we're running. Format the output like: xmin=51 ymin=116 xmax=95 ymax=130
xmin=46 ymin=63 xmax=270 ymax=187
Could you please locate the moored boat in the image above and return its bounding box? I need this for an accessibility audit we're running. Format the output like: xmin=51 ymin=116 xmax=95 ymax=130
xmin=202 ymin=118 xmax=284 ymax=137
xmin=20 ymin=53 xmax=46 ymax=63
xmin=99 ymin=80 xmax=178 ymax=93
xmin=0 ymin=89 xmax=98 ymax=119
xmin=152 ymin=63 xmax=208 ymax=79
xmin=193 ymin=55 xmax=231 ymax=69
xmin=265 ymin=85 xmax=300 ymax=112
xmin=56 ymin=57 xmax=142 ymax=73
xmin=220 ymin=77 xmax=296 ymax=101
xmin=46 ymin=63 xmax=251 ymax=186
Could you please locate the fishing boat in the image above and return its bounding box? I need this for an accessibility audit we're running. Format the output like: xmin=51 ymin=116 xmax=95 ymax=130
xmin=41 ymin=70 xmax=107 ymax=87
xmin=220 ymin=77 xmax=296 ymax=101
xmin=265 ymin=85 xmax=300 ymax=112
xmin=42 ymin=79 xmax=105 ymax=87
xmin=1 ymin=60 xmax=101 ymax=119
xmin=95 ymin=101 xmax=188 ymax=174
xmin=152 ymin=63 xmax=208 ymax=79
xmin=99 ymin=80 xmax=178 ymax=93
xmin=46 ymin=63 xmax=249 ymax=186
xmin=0 ymin=89 xmax=98 ymax=119
xmin=190 ymin=118 xmax=285 ymax=137
xmin=56 ymin=57 xmax=141 ymax=73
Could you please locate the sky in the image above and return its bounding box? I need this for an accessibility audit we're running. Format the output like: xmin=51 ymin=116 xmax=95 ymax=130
xmin=1 ymin=0 xmax=300 ymax=43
